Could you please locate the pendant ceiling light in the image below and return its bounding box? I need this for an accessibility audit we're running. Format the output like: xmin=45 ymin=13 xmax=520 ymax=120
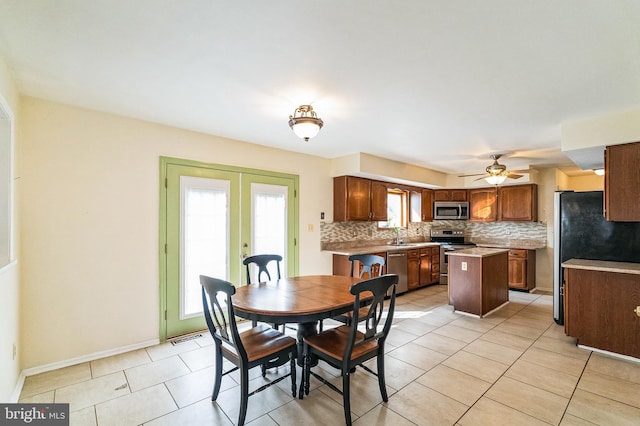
xmin=289 ymin=105 xmax=323 ymax=141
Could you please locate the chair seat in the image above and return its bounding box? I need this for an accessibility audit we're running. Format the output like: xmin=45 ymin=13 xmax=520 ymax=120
xmin=304 ymin=325 xmax=379 ymax=361
xmin=222 ymin=324 xmax=296 ymax=363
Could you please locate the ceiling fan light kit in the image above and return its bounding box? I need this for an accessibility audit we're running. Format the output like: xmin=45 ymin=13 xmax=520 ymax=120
xmin=459 ymin=153 xmax=532 ymax=185
xmin=288 ymin=105 xmax=323 ymax=142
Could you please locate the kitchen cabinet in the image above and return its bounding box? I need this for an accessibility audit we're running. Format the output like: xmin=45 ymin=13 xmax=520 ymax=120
xmin=508 ymin=249 xmax=536 ymax=291
xmin=409 ymin=247 xmax=440 ymax=290
xmin=469 ymin=187 xmax=498 ymax=222
xmin=333 ymin=176 xmax=388 ymax=222
xmin=419 ymin=247 xmax=440 ymax=286
xmin=434 ymin=189 xmax=468 ymax=202
xmin=563 ymin=261 xmax=640 ymax=359
xmin=407 ymin=249 xmax=420 ymax=290
xmin=497 ymin=184 xmax=537 ymax=222
xmin=605 ymin=141 xmax=640 ymax=221
xmin=410 ymin=188 xmax=434 ymax=222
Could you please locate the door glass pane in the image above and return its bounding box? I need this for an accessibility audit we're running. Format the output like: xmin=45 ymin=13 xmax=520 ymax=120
xmin=251 ymin=183 xmax=287 ymax=281
xmin=181 ymin=176 xmax=230 ymax=319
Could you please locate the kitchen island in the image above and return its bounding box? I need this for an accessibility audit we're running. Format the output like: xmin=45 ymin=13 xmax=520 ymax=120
xmin=447 ymin=247 xmax=509 ymax=317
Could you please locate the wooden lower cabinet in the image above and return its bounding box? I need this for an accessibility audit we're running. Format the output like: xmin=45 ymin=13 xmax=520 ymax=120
xmin=564 ymin=267 xmax=640 ymax=359
xmin=407 ymin=249 xmax=420 ymax=290
xmin=508 ymin=249 xmax=536 ymax=291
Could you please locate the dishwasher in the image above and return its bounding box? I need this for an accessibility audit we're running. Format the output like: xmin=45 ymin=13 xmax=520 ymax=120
xmin=386 ymin=251 xmax=408 ymax=294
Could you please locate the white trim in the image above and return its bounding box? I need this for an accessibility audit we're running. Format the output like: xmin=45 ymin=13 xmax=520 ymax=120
xmin=9 ymin=372 xmax=25 ymax=403
xmin=578 ymin=344 xmax=640 ymax=363
xmin=20 ymin=339 xmax=160 ymax=379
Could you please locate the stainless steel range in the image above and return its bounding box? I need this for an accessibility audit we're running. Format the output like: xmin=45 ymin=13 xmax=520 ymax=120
xmin=430 ymin=229 xmax=476 ymax=285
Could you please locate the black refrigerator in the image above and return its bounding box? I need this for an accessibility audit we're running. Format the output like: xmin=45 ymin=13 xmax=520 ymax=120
xmin=553 ymin=190 xmax=640 ymax=324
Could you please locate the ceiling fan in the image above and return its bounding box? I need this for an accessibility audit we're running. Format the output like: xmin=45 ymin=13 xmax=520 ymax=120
xmin=458 ymin=154 xmax=535 ymax=184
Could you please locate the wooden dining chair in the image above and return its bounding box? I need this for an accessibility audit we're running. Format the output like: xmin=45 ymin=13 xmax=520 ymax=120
xmin=243 ymin=254 xmax=282 ymax=284
xmin=243 ymin=254 xmax=287 ymax=330
xmin=200 ymin=275 xmax=297 ymax=426
xmin=300 ymin=274 xmax=398 ymax=426
xmin=330 ymin=254 xmax=386 ymax=327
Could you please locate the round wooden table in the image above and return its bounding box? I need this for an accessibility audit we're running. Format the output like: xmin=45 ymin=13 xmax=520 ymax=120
xmin=232 ymin=275 xmax=362 ymax=365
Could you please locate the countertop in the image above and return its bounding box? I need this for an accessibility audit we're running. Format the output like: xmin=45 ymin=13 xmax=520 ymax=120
xmin=323 ymin=241 xmax=440 ymax=256
xmin=562 ymin=258 xmax=640 ymax=275
xmin=472 ymin=238 xmax=546 ymax=250
xmin=446 ymin=247 xmax=509 ymax=258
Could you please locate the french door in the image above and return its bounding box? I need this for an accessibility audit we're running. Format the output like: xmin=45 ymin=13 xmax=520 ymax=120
xmin=160 ymin=157 xmax=298 ymax=340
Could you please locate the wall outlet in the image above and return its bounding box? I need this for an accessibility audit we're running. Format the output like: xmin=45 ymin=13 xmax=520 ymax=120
xmin=505 ymin=229 xmax=511 ymax=235
xmin=461 ymin=262 xmax=467 ymax=271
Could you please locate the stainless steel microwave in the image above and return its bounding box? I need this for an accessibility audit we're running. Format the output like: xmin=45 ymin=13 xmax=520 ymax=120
xmin=433 ymin=201 xmax=469 ymax=220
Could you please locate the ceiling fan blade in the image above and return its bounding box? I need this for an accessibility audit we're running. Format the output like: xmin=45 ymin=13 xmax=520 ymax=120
xmin=509 ymin=168 xmax=538 ymax=174
xmin=506 ymin=173 xmax=524 ymax=179
xmin=473 ymin=175 xmax=491 ymax=181
xmin=458 ymin=173 xmax=486 ymax=177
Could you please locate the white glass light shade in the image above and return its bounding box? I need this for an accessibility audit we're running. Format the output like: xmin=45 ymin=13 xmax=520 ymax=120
xmin=485 ymin=174 xmax=507 ymax=185
xmin=291 ymin=119 xmax=321 ymax=141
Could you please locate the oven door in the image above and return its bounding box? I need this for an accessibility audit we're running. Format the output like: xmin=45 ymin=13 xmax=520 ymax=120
xmin=439 ymin=245 xmax=454 ymax=284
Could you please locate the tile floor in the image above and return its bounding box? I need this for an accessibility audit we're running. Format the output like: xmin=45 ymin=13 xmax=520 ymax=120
xmin=19 ymin=285 xmax=640 ymax=425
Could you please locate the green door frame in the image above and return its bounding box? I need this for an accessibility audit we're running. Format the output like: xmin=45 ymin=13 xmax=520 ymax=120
xmin=159 ymin=156 xmax=300 ymax=341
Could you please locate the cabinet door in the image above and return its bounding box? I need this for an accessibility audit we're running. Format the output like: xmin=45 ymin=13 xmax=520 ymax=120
xmin=605 ymin=141 xmax=640 ymax=221
xmin=370 ymin=180 xmax=388 ymax=221
xmin=508 ymin=258 xmax=527 ymax=289
xmin=418 ymin=249 xmax=431 ymax=287
xmin=450 ymin=190 xmax=468 ymax=201
xmin=469 ymin=188 xmax=497 ymax=222
xmin=434 ymin=190 xmax=451 ymax=201
xmin=407 ymin=250 xmax=420 ymax=290
xmin=422 ymin=189 xmax=434 ymax=221
xmin=498 ymin=184 xmax=537 ymax=222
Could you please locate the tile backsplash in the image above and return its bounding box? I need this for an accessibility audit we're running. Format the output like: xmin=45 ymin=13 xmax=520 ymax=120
xmin=320 ymin=220 xmax=546 ymax=245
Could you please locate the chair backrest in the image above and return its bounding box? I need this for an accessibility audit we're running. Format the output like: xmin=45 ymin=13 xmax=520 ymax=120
xmin=348 ymin=254 xmax=386 ymax=278
xmin=243 ymin=254 xmax=282 ymax=284
xmin=200 ymin=275 xmax=248 ymax=361
xmin=345 ymin=274 xmax=398 ymax=360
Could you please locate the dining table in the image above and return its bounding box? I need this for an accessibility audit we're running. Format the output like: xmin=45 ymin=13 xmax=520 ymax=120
xmin=231 ymin=274 xmax=363 ymax=366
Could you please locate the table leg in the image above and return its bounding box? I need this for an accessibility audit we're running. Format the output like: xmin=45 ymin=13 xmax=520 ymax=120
xmin=296 ymin=321 xmax=318 ymax=367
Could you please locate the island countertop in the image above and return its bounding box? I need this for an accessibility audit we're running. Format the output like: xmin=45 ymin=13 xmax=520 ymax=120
xmin=562 ymin=258 xmax=640 ymax=275
xmin=446 ymin=247 xmax=509 ymax=258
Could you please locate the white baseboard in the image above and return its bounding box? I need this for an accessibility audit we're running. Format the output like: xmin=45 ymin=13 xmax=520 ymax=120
xmin=13 ymin=338 xmax=160 ymax=401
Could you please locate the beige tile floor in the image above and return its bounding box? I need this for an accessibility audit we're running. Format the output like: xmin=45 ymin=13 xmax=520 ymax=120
xmin=19 ymin=285 xmax=640 ymax=425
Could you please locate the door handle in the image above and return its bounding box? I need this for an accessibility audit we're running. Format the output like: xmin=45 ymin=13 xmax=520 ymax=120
xmin=457 ymin=204 xmax=462 ymax=219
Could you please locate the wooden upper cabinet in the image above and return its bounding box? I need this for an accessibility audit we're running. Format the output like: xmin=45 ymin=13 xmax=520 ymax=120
xmin=410 ymin=188 xmax=434 ymax=222
xmin=370 ymin=180 xmax=388 ymax=221
xmin=498 ymin=184 xmax=538 ymax=222
xmin=434 ymin=189 xmax=468 ymax=202
xmin=333 ymin=176 xmax=388 ymax=222
xmin=469 ymin=187 xmax=498 ymax=222
xmin=421 ymin=189 xmax=434 ymax=221
xmin=605 ymin=141 xmax=640 ymax=221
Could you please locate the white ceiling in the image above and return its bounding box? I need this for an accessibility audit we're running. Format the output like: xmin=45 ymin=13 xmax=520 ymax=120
xmin=0 ymin=1 xmax=639 ymax=176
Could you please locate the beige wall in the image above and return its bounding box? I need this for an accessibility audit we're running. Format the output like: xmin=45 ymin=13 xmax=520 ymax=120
xmin=19 ymin=97 xmax=334 ymax=369
xmin=0 ymin=51 xmax=20 ymax=401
